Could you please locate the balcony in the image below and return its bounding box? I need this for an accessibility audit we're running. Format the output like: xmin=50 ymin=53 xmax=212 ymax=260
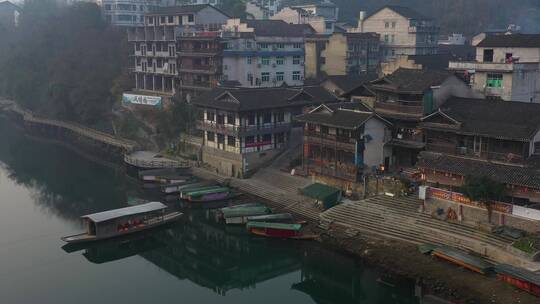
xmin=177 ymin=48 xmax=221 ymax=57
xmin=306 ymin=161 xmax=360 ymax=182
xmin=408 ymin=25 xmax=440 ymax=33
xmin=197 ymin=121 xmax=291 ymax=136
xmin=374 ymin=101 xmax=424 ymax=118
xmin=178 ymin=65 xmax=219 ymax=74
xmin=304 ymin=131 xmax=357 ymax=151
xmin=448 ymin=61 xmax=514 ymax=72
xmin=181 ymin=81 xmax=213 ymax=91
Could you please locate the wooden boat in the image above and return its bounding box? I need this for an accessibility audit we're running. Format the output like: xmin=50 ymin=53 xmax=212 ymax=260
xmin=179 ymin=185 xmax=224 ymax=198
xmin=246 ymin=213 xmax=294 ymax=222
xmin=246 ymin=221 xmax=316 ymax=239
xmin=221 ymin=205 xmax=272 ymax=224
xmin=182 ymin=186 xmax=232 ymax=202
xmin=431 ymin=246 xmax=492 ymax=274
xmin=418 ymin=243 xmax=437 ymax=255
xmin=219 ymin=203 xmax=265 ymax=212
xmin=61 ymin=202 xmax=182 ymax=244
xmin=160 ymin=180 xmax=212 ymax=194
xmin=138 ymin=168 xmax=190 ymax=182
xmin=494 ymin=264 xmax=540 ymax=296
xmin=188 ymin=191 xmax=242 ymax=203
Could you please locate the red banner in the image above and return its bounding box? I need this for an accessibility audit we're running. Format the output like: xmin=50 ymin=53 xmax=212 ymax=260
xmin=245 ymin=140 xmax=272 ymax=148
xmin=427 ymin=187 xmax=513 ymax=214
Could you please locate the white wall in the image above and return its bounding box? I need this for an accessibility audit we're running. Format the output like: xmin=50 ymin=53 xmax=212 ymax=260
xmin=362 ymin=117 xmax=389 ymax=168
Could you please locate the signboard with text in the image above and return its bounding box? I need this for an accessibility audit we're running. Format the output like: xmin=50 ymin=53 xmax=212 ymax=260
xmin=122 ymin=93 xmax=162 ymax=108
xmin=426 ymin=187 xmax=513 ymax=214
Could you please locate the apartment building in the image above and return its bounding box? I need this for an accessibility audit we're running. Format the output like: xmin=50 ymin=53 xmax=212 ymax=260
xmin=126 ymin=4 xmax=229 ymax=102
xmin=221 ymin=19 xmax=314 ymax=88
xmin=355 ymin=5 xmax=439 ymax=61
xmin=271 ymin=1 xmax=338 ymax=34
xmin=449 ymin=34 xmax=540 ymax=103
xmin=245 ymin=0 xmax=282 ymax=20
xmin=99 ymin=0 xmax=162 ymax=26
xmin=304 ymin=32 xmax=380 ymax=79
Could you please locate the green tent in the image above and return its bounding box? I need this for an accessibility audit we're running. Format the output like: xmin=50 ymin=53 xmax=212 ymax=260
xmin=301 ymin=183 xmax=342 ymax=209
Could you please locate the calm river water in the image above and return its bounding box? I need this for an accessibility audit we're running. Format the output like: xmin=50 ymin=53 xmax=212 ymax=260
xmin=0 ymin=115 xmax=420 ymax=304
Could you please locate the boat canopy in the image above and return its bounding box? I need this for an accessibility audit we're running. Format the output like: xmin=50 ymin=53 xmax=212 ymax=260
xmin=432 ymin=246 xmax=492 ymax=270
xmin=494 ymin=264 xmax=540 ymax=285
xmin=82 ymin=202 xmax=167 ymax=223
xmin=246 ymin=221 xmax=302 ymax=231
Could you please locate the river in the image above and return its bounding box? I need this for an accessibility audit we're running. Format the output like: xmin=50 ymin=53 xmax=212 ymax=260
xmin=0 ymin=115 xmax=420 ymax=304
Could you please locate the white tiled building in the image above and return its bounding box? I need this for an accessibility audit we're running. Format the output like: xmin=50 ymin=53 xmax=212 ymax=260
xmin=98 ymin=0 xmax=162 ymax=26
xmin=221 ymin=19 xmax=314 ymax=88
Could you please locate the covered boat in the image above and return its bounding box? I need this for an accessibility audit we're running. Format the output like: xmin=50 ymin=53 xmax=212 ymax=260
xmin=246 ymin=213 xmax=294 ymax=222
xmin=221 ymin=205 xmax=272 ymax=224
xmin=181 ymin=186 xmax=234 ymax=202
xmin=431 ymin=246 xmax=492 ymax=274
xmin=494 ymin=264 xmax=540 ymax=296
xmin=246 ymin=221 xmax=315 ymax=239
xmin=138 ymin=168 xmax=190 ymax=183
xmin=61 ymin=202 xmax=182 ymax=244
xmin=160 ymin=180 xmax=213 ymax=194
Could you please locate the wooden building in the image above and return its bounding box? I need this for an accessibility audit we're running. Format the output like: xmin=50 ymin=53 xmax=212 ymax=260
xmin=192 ymin=85 xmax=338 ymax=177
xmin=296 ymin=103 xmax=392 ymax=187
xmin=418 ymin=97 xmax=540 ymax=204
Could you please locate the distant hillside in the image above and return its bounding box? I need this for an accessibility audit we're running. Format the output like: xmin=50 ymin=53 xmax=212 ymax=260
xmin=280 ymin=0 xmax=540 ymax=35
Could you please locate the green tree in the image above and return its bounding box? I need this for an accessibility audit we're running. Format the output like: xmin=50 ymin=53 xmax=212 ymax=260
xmin=460 ymin=175 xmax=505 ymax=224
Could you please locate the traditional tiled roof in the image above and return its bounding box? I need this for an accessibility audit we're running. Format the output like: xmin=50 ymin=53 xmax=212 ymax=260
xmin=369 ymin=5 xmax=429 ymax=20
xmin=371 ymin=68 xmax=455 ymax=93
xmin=150 ymin=4 xmax=229 ymax=16
xmin=325 ymin=73 xmax=379 ymax=95
xmin=192 ymin=85 xmax=337 ymax=112
xmin=477 ymin=34 xmax=540 ymax=48
xmin=424 ymin=97 xmax=540 ymax=141
xmin=244 ymin=20 xmax=315 ymax=37
xmin=417 ymin=151 xmax=540 ymax=189
xmin=296 ymin=103 xmax=386 ymax=130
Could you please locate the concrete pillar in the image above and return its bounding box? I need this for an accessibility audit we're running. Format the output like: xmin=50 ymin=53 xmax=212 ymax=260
xmin=143 ymin=74 xmax=147 ymax=90
xmin=152 ymin=75 xmax=156 ymax=91
xmin=135 ymin=74 xmax=138 ymax=90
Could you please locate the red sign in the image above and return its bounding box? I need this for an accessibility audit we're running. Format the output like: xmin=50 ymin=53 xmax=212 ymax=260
xmin=427 ymin=187 xmax=513 ymax=214
xmin=245 ymin=140 xmax=272 ymax=148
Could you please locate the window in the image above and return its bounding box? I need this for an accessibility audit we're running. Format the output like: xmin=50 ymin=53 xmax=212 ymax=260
xmin=227 ymin=136 xmax=236 ymax=147
xmin=276 ymin=43 xmax=285 ymax=49
xmin=217 ymin=134 xmax=225 ymax=144
xmin=207 ymin=111 xmax=215 ymax=121
xmin=325 ymin=22 xmax=332 ymax=29
xmin=247 ymin=114 xmax=255 ymax=125
xmin=188 ymin=14 xmax=194 ymax=22
xmin=261 ymin=72 xmax=270 ymax=82
xmin=292 ymin=71 xmax=301 ymax=81
xmin=275 ymin=112 xmax=285 ymax=122
xmin=392 ymin=21 xmax=396 ymax=28
xmin=261 ymin=57 xmax=270 ymax=65
xmin=258 ymin=43 xmax=268 ymax=49
xmin=486 ymin=73 xmax=503 ymax=88
xmin=384 ymin=34 xmax=389 ymax=43
xmin=207 ymin=131 xmax=215 ymax=142
xmin=168 ymin=16 xmax=174 ymax=23
xmin=262 ymin=134 xmax=272 ymax=142
xmin=293 ymin=43 xmax=302 ymax=49
xmin=385 ymin=22 xmax=389 ymax=28
xmin=247 ymin=56 xmax=252 ymax=64
xmin=245 ymin=136 xmax=255 ymax=145
xmin=483 ymin=49 xmax=494 ymax=62
xmin=217 ymin=114 xmax=224 ymax=125
xmin=391 ymin=34 xmax=395 ymax=43
xmin=276 ymin=56 xmax=284 ymax=65
xmin=263 ymin=113 xmax=271 ymax=124
xmin=276 ymin=72 xmax=284 ymax=81
xmin=104 ymin=4 xmax=111 ymax=10
xmin=160 ymin=16 xmax=166 ymax=24
xmin=292 ymin=56 xmax=301 ymax=64
xmin=227 ymin=113 xmax=235 ymax=125
xmin=246 ymin=40 xmax=252 ymax=48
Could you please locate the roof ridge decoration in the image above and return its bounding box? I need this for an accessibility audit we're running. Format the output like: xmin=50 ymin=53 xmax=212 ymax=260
xmin=308 ymin=104 xmax=334 ymax=114
xmin=421 ymin=108 xmax=461 ymax=125
xmin=214 ymin=91 xmax=240 ymax=103
xmin=288 ymin=89 xmax=314 ymax=102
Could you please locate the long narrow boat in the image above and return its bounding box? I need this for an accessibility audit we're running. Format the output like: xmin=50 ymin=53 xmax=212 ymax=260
xmin=431 ymin=246 xmax=492 ymax=274
xmin=179 ymin=185 xmax=224 ymax=198
xmin=494 ymin=264 xmax=540 ymax=296
xmin=61 ymin=202 xmax=182 ymax=244
xmin=182 ymin=186 xmax=231 ymax=202
xmin=246 ymin=213 xmax=294 ymax=222
xmin=246 ymin=221 xmax=316 ymax=239
xmin=219 ymin=203 xmax=265 ymax=212
xmin=160 ymin=180 xmax=212 ymax=194
xmin=138 ymin=168 xmax=190 ymax=182
xmin=221 ymin=206 xmax=272 ymax=224
xmin=188 ymin=192 xmax=242 ymax=203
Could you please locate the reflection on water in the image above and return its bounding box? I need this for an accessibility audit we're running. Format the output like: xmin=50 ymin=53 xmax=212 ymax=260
xmin=0 ymin=116 xmax=419 ymax=304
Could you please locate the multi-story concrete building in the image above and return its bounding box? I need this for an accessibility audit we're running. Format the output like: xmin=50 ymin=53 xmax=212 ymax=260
xmin=245 ymin=0 xmax=282 ymax=20
xmin=221 ymin=19 xmax=314 ymax=88
xmin=0 ymin=1 xmax=19 ymax=30
xmin=449 ymin=34 xmax=540 ymax=103
xmin=183 ymin=0 xmax=222 ymax=5
xmin=126 ymin=4 xmax=229 ymax=102
xmin=304 ymin=32 xmax=380 ymax=79
xmin=271 ymin=1 xmax=338 ymax=34
xmin=193 ymin=85 xmax=337 ymax=177
xmin=98 ymin=0 xmax=162 ymax=26
xmin=354 ymin=5 xmax=439 ymax=61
